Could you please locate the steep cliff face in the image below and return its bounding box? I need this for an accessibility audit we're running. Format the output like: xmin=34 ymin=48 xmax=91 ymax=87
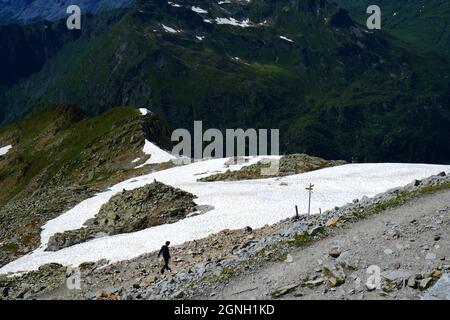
xmin=0 ymin=0 xmax=134 ymax=24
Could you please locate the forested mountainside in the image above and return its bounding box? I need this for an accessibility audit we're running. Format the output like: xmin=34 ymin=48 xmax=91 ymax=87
xmin=334 ymin=0 xmax=450 ymax=56
xmin=0 ymin=0 xmax=449 ymax=163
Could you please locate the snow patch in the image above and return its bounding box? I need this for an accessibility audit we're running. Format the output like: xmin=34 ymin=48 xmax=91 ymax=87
xmin=0 ymin=145 xmax=12 ymax=156
xmin=192 ymin=6 xmax=208 ymax=14
xmin=0 ymin=161 xmax=448 ymax=275
xmin=280 ymin=35 xmax=294 ymax=43
xmin=139 ymin=108 xmax=150 ymax=116
xmin=168 ymin=1 xmax=181 ymax=7
xmin=215 ymin=17 xmax=252 ymax=27
xmin=162 ymin=24 xmax=181 ymax=33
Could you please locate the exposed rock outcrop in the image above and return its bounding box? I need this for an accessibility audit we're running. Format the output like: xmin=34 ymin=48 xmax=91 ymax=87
xmin=199 ymin=154 xmax=346 ymax=182
xmin=46 ymin=182 xmax=197 ymax=251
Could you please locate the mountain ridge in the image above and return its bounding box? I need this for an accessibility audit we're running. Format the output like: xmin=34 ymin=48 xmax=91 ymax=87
xmin=0 ymin=105 xmax=175 ymax=266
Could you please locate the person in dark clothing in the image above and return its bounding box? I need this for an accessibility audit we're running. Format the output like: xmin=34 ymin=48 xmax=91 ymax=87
xmin=158 ymin=241 xmax=172 ymax=274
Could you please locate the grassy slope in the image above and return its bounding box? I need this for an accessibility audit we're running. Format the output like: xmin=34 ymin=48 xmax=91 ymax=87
xmin=0 ymin=105 xmax=178 ymax=265
xmin=0 ymin=106 xmax=145 ymax=205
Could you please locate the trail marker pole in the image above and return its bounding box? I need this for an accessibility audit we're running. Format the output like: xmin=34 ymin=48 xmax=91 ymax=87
xmin=305 ymin=183 xmax=314 ymax=215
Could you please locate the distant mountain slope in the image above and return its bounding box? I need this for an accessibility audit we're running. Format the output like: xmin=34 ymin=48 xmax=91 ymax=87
xmin=0 ymin=0 xmax=134 ymax=24
xmin=0 ymin=20 xmax=81 ymax=87
xmin=334 ymin=0 xmax=450 ymax=56
xmin=0 ymin=0 xmax=449 ymax=163
xmin=0 ymin=9 xmax=126 ymax=88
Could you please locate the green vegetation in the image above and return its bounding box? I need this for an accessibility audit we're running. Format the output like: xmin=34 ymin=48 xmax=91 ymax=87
xmin=286 ymin=231 xmax=314 ymax=247
xmin=0 ymin=0 xmax=449 ymax=163
xmin=334 ymin=0 xmax=450 ymax=56
xmin=1 ymin=243 xmax=19 ymax=254
xmin=219 ymin=266 xmax=238 ymax=279
xmin=0 ymin=106 xmax=145 ymax=204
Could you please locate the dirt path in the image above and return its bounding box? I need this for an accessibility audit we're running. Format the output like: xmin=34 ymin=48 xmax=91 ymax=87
xmin=198 ymin=189 xmax=450 ymax=300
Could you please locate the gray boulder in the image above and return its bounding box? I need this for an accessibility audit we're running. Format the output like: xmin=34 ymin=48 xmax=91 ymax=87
xmin=422 ymin=274 xmax=450 ymax=300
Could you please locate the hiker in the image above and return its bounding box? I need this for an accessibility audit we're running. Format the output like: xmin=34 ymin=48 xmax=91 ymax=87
xmin=158 ymin=241 xmax=172 ymax=274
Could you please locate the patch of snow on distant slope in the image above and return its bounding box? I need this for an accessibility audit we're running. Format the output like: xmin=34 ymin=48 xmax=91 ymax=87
xmin=162 ymin=24 xmax=180 ymax=33
xmin=168 ymin=1 xmax=181 ymax=7
xmin=280 ymin=35 xmax=294 ymax=43
xmin=136 ymin=140 xmax=176 ymax=168
xmin=192 ymin=6 xmax=208 ymax=14
xmin=0 ymin=161 xmax=448 ymax=275
xmin=0 ymin=145 xmax=12 ymax=156
xmin=139 ymin=108 xmax=150 ymax=116
xmin=216 ymin=17 xmax=252 ymax=27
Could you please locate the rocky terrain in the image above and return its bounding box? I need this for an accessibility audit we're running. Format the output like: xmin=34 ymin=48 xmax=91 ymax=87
xmin=1 ymin=172 xmax=448 ymax=300
xmin=199 ymin=154 xmax=346 ymax=182
xmin=0 ymin=106 xmax=175 ymax=267
xmin=0 ymin=185 xmax=99 ymax=267
xmin=201 ymin=184 xmax=450 ymax=300
xmin=47 ymin=182 xmax=198 ymax=251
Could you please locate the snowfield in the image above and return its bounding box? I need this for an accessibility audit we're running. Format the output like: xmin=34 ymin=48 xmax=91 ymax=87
xmin=0 ymin=156 xmax=448 ymax=274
